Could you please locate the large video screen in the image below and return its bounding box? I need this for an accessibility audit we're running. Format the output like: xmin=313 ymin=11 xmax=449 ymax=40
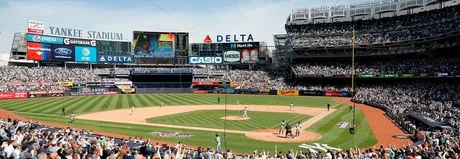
xmin=132 ymin=31 xmax=188 ymax=58
xmin=96 ymin=40 xmax=131 ymax=55
xmin=190 ymin=43 xmax=224 ymax=57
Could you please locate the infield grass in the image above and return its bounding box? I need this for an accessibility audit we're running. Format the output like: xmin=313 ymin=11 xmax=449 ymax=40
xmin=146 ymin=110 xmax=310 ymax=131
xmin=0 ymin=94 xmax=377 ymax=154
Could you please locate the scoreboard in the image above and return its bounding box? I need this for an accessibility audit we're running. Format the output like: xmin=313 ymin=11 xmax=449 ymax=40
xmin=96 ymin=41 xmax=132 ymax=55
xmin=190 ymin=43 xmax=224 ymax=57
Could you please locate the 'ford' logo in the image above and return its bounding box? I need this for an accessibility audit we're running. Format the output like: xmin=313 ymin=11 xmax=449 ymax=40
xmin=54 ymin=48 xmax=72 ymax=55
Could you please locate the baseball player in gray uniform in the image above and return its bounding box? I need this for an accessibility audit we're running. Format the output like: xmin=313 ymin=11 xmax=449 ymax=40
xmin=69 ymin=112 xmax=75 ymax=123
xmin=295 ymin=122 xmax=302 ymax=136
xmin=279 ymin=120 xmax=285 ymax=135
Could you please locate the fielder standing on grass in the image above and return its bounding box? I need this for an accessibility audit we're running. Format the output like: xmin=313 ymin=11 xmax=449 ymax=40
xmin=290 ymin=102 xmax=294 ymax=111
xmin=61 ymin=107 xmax=66 ymax=117
xmin=69 ymin=112 xmax=75 ymax=123
xmin=217 ymin=97 xmax=220 ymax=104
xmin=161 ymin=101 xmax=164 ymax=107
xmin=215 ymin=134 xmax=221 ymax=153
xmin=241 ymin=107 xmax=248 ymax=118
xmin=236 ymin=99 xmax=240 ymax=105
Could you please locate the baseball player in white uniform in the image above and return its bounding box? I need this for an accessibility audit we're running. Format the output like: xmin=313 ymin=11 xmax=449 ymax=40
xmin=237 ymin=99 xmax=240 ymax=105
xmin=69 ymin=112 xmax=75 ymax=123
xmin=290 ymin=102 xmax=294 ymax=111
xmin=296 ymin=122 xmax=302 ymax=136
xmin=242 ymin=107 xmax=248 ymax=118
xmin=129 ymin=107 xmax=134 ymax=116
xmin=160 ymin=101 xmax=164 ymax=107
xmin=279 ymin=120 xmax=285 ymax=135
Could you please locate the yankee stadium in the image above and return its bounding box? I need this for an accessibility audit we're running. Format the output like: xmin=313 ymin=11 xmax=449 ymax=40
xmin=0 ymin=0 xmax=458 ymax=158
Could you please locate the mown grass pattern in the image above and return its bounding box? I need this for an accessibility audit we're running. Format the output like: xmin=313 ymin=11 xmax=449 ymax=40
xmin=0 ymin=94 xmax=376 ymax=153
xmin=146 ymin=110 xmax=310 ymax=131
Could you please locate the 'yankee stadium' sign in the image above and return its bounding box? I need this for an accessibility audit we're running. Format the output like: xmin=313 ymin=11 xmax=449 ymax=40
xmin=49 ymin=26 xmax=124 ymax=40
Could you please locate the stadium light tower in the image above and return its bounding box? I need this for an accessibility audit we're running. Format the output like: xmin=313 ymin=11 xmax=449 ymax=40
xmin=350 ymin=28 xmax=356 ymax=134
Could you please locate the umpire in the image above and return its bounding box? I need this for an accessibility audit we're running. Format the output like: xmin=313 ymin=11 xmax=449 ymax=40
xmin=285 ymin=124 xmax=294 ymax=138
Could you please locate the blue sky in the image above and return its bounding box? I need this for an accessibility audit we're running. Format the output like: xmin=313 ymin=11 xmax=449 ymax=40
xmin=0 ymin=0 xmax=365 ymax=53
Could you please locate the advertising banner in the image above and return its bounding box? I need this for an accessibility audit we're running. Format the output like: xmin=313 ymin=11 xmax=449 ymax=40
xmin=192 ymin=81 xmax=219 ymax=86
xmin=64 ymin=38 xmax=97 ymax=47
xmin=7 ymin=82 xmax=23 ymax=86
xmin=299 ymin=90 xmax=323 ymax=96
xmin=96 ymin=40 xmax=131 ymax=55
xmin=86 ymin=82 xmax=101 ymax=87
xmin=58 ymin=82 xmax=73 ymax=87
xmin=223 ymin=50 xmax=240 ymax=64
xmin=0 ymin=92 xmax=28 ymax=100
xmin=75 ymin=46 xmax=97 ymax=62
xmin=97 ymin=55 xmax=134 ymax=63
xmin=102 ymin=92 xmax=118 ymax=95
xmin=27 ymin=34 xmax=63 ymax=44
xmin=277 ymin=90 xmax=299 ymax=96
xmin=28 ymin=20 xmax=44 ymax=34
xmin=28 ymin=93 xmax=64 ymax=98
xmin=29 ymin=90 xmax=65 ymax=95
xmin=133 ymin=31 xmax=189 ymax=58
xmin=193 ymin=90 xmax=208 ymax=94
xmin=27 ymin=42 xmax=51 ymax=61
xmin=121 ymin=88 xmax=136 ymax=94
xmin=72 ymin=82 xmax=87 ymax=88
xmin=223 ymin=87 xmax=235 ymax=93
xmin=101 ymin=82 xmax=115 ymax=87
xmin=325 ymin=90 xmax=341 ymax=97
xmin=188 ymin=56 xmax=222 ymax=64
xmin=50 ymin=44 xmax=75 ymax=61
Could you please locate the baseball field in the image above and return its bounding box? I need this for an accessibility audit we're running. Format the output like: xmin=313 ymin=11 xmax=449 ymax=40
xmin=0 ymin=94 xmax=409 ymax=153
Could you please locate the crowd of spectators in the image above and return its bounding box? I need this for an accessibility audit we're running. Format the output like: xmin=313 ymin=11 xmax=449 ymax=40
xmin=286 ymin=4 xmax=460 ymax=47
xmin=294 ymin=57 xmax=460 ymax=75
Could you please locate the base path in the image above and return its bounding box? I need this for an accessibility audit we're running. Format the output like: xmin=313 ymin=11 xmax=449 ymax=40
xmin=335 ymin=98 xmax=412 ymax=148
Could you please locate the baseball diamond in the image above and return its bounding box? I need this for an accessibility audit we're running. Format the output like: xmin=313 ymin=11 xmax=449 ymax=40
xmin=0 ymin=94 xmax=400 ymax=153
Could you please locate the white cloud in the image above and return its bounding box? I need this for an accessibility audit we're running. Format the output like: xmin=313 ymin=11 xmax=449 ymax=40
xmin=0 ymin=0 xmax=297 ymax=53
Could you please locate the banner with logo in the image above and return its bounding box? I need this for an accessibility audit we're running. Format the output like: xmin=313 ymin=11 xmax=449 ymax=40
xmin=63 ymin=38 xmax=97 ymax=46
xmin=86 ymin=82 xmax=101 ymax=87
xmin=97 ymin=55 xmax=134 ymax=63
xmin=101 ymin=82 xmax=115 ymax=87
xmin=29 ymin=90 xmax=65 ymax=95
xmin=325 ymin=90 xmax=341 ymax=97
xmin=27 ymin=42 xmax=51 ymax=61
xmin=58 ymin=82 xmax=73 ymax=87
xmin=50 ymin=44 xmax=75 ymax=61
xmin=72 ymin=82 xmax=87 ymax=88
xmin=121 ymin=88 xmax=136 ymax=94
xmin=223 ymin=51 xmax=240 ymax=64
xmin=0 ymin=92 xmax=28 ymax=100
xmin=299 ymin=90 xmax=323 ymax=96
xmin=28 ymin=20 xmax=44 ymax=34
xmin=193 ymin=90 xmax=208 ymax=94
xmin=102 ymin=92 xmax=118 ymax=95
xmin=192 ymin=81 xmax=218 ymax=86
xmin=277 ymin=90 xmax=299 ymax=96
xmin=189 ymin=57 xmax=222 ymax=64
xmin=27 ymin=34 xmax=63 ymax=44
xmin=75 ymin=46 xmax=97 ymax=62
xmin=223 ymin=87 xmax=235 ymax=93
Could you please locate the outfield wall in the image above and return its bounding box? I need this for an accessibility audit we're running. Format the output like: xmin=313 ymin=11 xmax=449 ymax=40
xmin=136 ymin=88 xmax=192 ymax=93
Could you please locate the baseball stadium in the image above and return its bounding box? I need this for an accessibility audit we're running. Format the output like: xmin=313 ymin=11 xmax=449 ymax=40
xmin=0 ymin=0 xmax=459 ymax=158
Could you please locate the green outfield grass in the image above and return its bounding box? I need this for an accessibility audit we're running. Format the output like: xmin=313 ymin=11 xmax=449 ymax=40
xmin=0 ymin=94 xmax=377 ymax=153
xmin=146 ymin=110 xmax=310 ymax=131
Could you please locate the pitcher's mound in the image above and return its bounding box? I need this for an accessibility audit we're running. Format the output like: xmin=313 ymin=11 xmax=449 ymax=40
xmin=221 ymin=116 xmax=250 ymax=120
xmin=245 ymin=129 xmax=322 ymax=143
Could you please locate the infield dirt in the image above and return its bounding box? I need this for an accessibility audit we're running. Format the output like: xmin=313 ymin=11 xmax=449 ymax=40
xmin=77 ymin=105 xmax=334 ymax=142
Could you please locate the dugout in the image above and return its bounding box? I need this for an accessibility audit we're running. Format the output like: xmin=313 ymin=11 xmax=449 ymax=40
xmin=407 ymin=112 xmax=453 ymax=131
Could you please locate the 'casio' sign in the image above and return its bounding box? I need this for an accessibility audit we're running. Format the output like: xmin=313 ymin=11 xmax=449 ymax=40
xmin=54 ymin=48 xmax=72 ymax=55
xmin=189 ymin=57 xmax=222 ymax=64
xmin=223 ymin=51 xmax=240 ymax=62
